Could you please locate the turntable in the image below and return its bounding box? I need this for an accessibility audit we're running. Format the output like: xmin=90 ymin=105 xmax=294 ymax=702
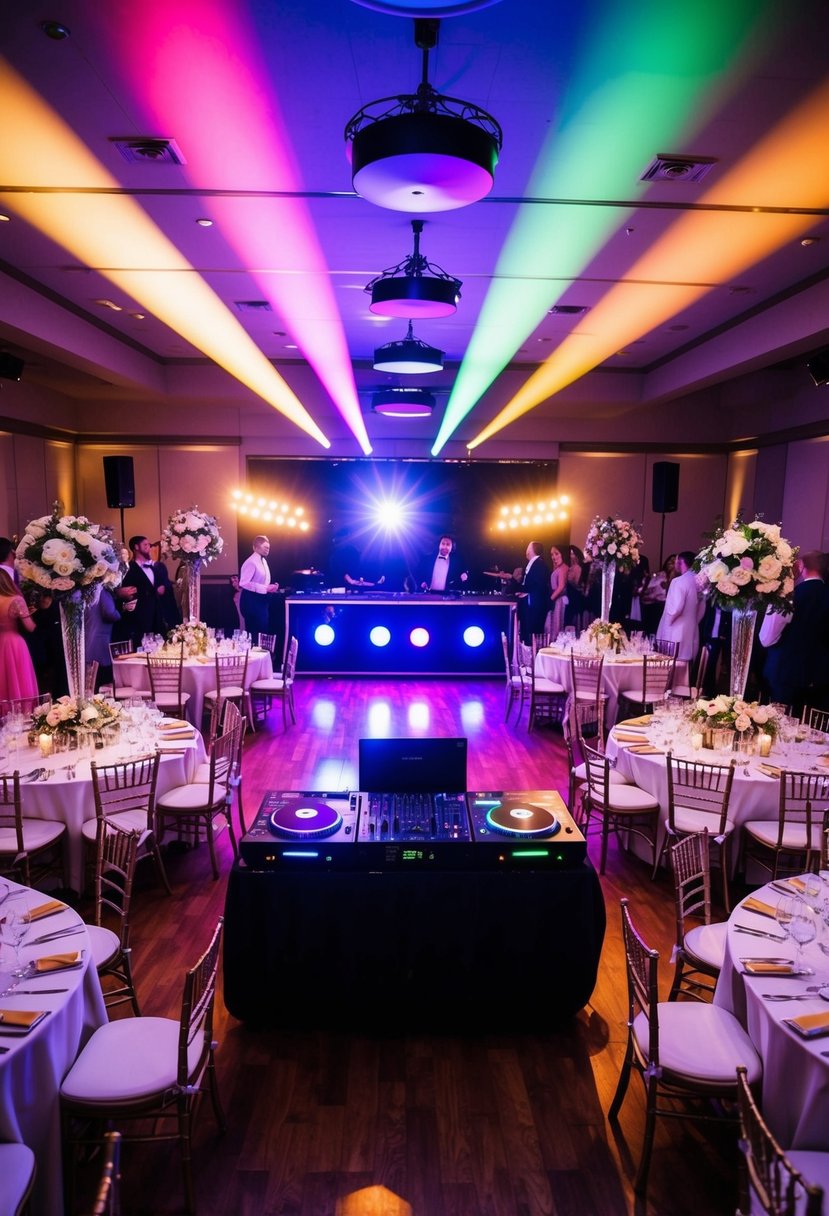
xmin=240 ymin=791 xmax=359 ymax=869
xmin=466 ymin=790 xmax=586 ymax=867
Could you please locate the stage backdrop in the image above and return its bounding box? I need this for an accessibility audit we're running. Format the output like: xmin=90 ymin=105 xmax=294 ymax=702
xmin=241 ymin=457 xmax=565 ymax=592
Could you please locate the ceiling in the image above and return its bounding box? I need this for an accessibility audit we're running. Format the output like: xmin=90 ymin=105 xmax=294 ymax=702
xmin=1 ymin=0 xmax=829 ymax=453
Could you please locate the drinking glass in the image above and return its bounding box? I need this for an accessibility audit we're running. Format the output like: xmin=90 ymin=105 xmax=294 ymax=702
xmin=803 ymin=873 xmax=823 ymax=913
xmin=775 ymin=894 xmax=795 ymax=938
xmin=1 ymin=907 xmax=29 ymax=976
xmin=789 ymin=904 xmax=817 ymax=973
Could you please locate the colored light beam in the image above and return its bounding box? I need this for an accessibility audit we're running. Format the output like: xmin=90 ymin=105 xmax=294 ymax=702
xmin=111 ymin=0 xmax=371 ymax=455
xmin=0 ymin=60 xmax=329 ymax=448
xmin=468 ymin=75 xmax=829 ymax=448
xmin=432 ymin=0 xmax=772 ymax=453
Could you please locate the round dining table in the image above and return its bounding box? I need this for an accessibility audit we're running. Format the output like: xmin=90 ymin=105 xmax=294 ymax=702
xmin=535 ymin=645 xmax=689 ymax=725
xmin=0 ymin=880 xmax=106 ymax=1216
xmin=715 ymin=876 xmax=829 ymax=1151
xmin=112 ymin=645 xmax=273 ymax=726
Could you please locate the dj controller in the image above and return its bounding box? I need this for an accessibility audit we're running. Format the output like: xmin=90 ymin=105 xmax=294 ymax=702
xmin=240 ymin=788 xmax=586 ymax=871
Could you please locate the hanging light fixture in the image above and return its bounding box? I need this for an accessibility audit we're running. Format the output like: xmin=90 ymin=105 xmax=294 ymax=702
xmin=371 ymin=387 xmax=436 ymax=417
xmin=373 ymin=321 xmax=444 ymax=373
xmin=367 ymin=220 xmax=461 ymax=318
xmin=345 ymin=18 xmax=502 ymax=212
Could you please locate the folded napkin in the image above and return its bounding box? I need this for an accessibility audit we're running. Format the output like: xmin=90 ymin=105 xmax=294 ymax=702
xmin=785 ymin=1010 xmax=829 ymax=1037
xmin=619 ymin=715 xmax=653 ymax=727
xmin=758 ymin=764 xmax=783 ymax=779
xmin=35 ymin=951 xmax=81 ymax=972
xmin=783 ymin=877 xmax=807 ymax=894
xmin=741 ymin=896 xmax=778 ymax=919
xmin=25 ymin=899 xmax=65 ymax=922
xmin=610 ymin=656 xmax=641 ymax=664
xmin=627 ymin=744 xmax=664 ymax=755
xmin=157 ymin=728 xmax=194 ymax=740
xmin=614 ymin=731 xmax=651 ymax=743
xmin=159 ymin=719 xmax=188 ymax=730
xmin=0 ymin=1009 xmax=46 ymax=1028
xmin=114 ymin=654 xmax=134 ymax=662
xmin=742 ymin=961 xmax=796 ymax=975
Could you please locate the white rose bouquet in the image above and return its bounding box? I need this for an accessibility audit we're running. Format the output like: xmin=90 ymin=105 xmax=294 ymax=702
xmin=161 ymin=506 xmax=223 ymax=564
xmin=15 ymin=508 xmax=123 ymax=600
xmin=689 ymin=694 xmax=779 ymax=738
xmin=584 ymin=516 xmax=641 ymax=574
xmin=584 ymin=619 xmax=628 ymax=654
xmin=694 ymin=518 xmax=796 ymax=613
xmin=31 ymin=694 xmax=120 ymax=737
xmin=167 ymin=621 xmax=210 ymax=656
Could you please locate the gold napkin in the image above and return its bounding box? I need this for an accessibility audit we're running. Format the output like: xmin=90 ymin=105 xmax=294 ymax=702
xmin=0 ymin=1009 xmax=45 ymax=1028
xmin=614 ymin=731 xmax=650 ymax=743
xmin=743 ymin=961 xmax=795 ymax=975
xmin=114 ymin=654 xmax=133 ymax=662
xmin=25 ymin=899 xmax=65 ymax=922
xmin=619 ymin=715 xmax=653 ymax=727
xmin=784 ymin=877 xmax=807 ymax=894
xmin=627 ymin=744 xmax=663 ymax=755
xmin=741 ymin=896 xmax=777 ymax=919
xmin=787 ymin=1010 xmax=829 ymax=1034
xmin=758 ymin=764 xmax=783 ymax=779
xmin=159 ymin=719 xmax=187 ymax=730
xmin=35 ymin=951 xmax=81 ymax=972
xmin=158 ymin=729 xmax=194 ymax=740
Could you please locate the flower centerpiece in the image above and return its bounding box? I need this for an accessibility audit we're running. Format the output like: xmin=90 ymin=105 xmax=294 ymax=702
xmin=15 ymin=506 xmax=123 ymax=701
xmin=161 ymin=506 xmax=223 ymax=624
xmin=166 ymin=620 xmax=210 ymax=657
xmin=32 ymin=694 xmax=121 ymax=738
xmin=694 ymin=518 xmax=797 ymax=698
xmin=689 ymin=695 xmax=779 ymax=740
xmin=584 ymin=619 xmax=628 ymax=654
xmin=584 ymin=515 xmax=642 ymax=621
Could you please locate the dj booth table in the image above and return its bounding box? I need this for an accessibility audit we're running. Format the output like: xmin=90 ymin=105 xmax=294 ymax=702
xmin=223 ymin=862 xmax=605 ymax=1029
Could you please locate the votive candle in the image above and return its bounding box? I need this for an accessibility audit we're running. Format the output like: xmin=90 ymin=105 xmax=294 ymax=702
xmin=758 ymin=732 xmax=772 ymax=758
xmin=691 ymin=731 xmax=703 ymax=751
xmin=38 ymin=733 xmax=53 ymax=757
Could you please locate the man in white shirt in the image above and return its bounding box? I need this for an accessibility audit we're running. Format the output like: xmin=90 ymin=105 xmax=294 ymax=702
xmin=239 ymin=535 xmax=279 ymax=641
xmin=656 ymin=550 xmax=704 ymax=661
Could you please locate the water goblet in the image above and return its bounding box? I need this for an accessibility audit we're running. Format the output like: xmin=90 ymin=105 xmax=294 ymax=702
xmin=775 ymin=894 xmax=796 ymax=939
xmin=1 ymin=906 xmax=29 ymax=977
xmin=803 ymin=873 xmax=823 ymax=913
xmin=789 ymin=904 xmax=817 ymax=974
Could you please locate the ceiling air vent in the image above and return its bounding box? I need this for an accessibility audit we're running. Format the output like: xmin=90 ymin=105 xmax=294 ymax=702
xmin=548 ymin=305 xmax=589 ymax=316
xmin=640 ymin=154 xmax=716 ymax=184
xmin=234 ymin=300 xmax=272 ymax=313
xmin=110 ymin=137 xmax=186 ymax=165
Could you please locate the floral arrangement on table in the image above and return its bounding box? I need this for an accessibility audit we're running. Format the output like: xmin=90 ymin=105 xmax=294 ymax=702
xmin=694 ymin=518 xmax=797 ymax=613
xmin=689 ymin=695 xmax=779 ymax=738
xmin=15 ymin=507 xmax=123 ymax=600
xmin=583 ymin=619 xmax=628 ymax=654
xmin=584 ymin=516 xmax=642 ymax=573
xmin=166 ymin=620 xmax=210 ymax=657
xmin=31 ymin=694 xmax=121 ymax=737
xmin=160 ymin=506 xmax=223 ymax=563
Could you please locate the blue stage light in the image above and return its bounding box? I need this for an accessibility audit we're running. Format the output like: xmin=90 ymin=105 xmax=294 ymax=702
xmin=410 ymin=627 xmax=430 ymax=648
xmin=314 ymin=623 xmax=335 ymax=646
xmin=463 ymin=626 xmax=485 ymax=648
xmin=370 ymin=625 xmax=391 ymax=647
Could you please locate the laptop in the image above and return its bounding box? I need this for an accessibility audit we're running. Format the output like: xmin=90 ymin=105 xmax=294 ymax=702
xmin=358 ymin=738 xmax=468 ymax=793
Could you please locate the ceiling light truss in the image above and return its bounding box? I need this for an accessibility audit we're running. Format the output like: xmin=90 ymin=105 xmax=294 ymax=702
xmin=374 ymin=320 xmax=444 ymax=372
xmin=367 ymin=219 xmax=461 ymax=317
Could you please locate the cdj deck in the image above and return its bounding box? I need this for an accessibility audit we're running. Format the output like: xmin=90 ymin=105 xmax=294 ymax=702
xmin=240 ymin=788 xmax=586 ymax=871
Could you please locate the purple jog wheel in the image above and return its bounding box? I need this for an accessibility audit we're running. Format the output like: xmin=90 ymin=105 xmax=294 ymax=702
xmin=268 ymin=799 xmax=343 ymax=839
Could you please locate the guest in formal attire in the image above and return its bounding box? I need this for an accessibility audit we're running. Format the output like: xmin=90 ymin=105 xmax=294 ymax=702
xmin=85 ymin=585 xmax=121 ymax=691
xmin=656 ymin=550 xmax=703 ymax=661
xmin=516 ymin=541 xmax=550 ymax=645
xmin=421 ymin=535 xmax=467 ymax=593
xmin=151 ymin=553 xmax=181 ymax=630
xmin=0 ymin=537 xmax=17 ymax=586
xmin=564 ymin=545 xmax=587 ymax=628
xmin=239 ymin=535 xmax=280 ymax=641
xmin=640 ymin=553 xmax=674 ymax=635
xmin=628 ymin=554 xmax=650 ymax=632
xmin=24 ymin=588 xmax=66 ymax=697
xmin=545 ymin=546 xmax=569 ymax=636
xmin=0 ymin=569 xmax=39 ymax=704
xmin=112 ymin=535 xmax=165 ymax=647
xmin=760 ymin=550 xmax=829 ymax=713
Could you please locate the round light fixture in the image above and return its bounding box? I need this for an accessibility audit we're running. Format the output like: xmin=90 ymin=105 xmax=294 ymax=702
xmin=351 ymin=1 xmax=502 ymax=14
xmin=371 ymin=387 xmax=436 ymax=417
xmin=345 ymin=19 xmax=502 ymax=212
xmin=367 ymin=220 xmax=461 ymax=318
xmin=373 ymin=321 xmax=444 ymax=373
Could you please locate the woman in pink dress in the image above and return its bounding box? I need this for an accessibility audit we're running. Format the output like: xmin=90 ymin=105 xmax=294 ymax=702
xmin=0 ymin=569 xmax=39 ymax=704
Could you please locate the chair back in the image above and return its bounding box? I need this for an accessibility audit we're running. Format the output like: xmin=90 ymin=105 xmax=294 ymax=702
xmin=94 ymin=819 xmax=139 ymax=950
xmin=0 ymin=773 xmax=25 ymax=879
xmin=86 ymin=1130 xmax=122 ymax=1216
xmin=91 ymin=752 xmax=161 ymax=831
xmin=821 ymin=808 xmax=829 ymax=874
xmin=639 ymin=654 xmax=675 ymax=703
xmin=258 ymin=632 xmax=279 ymax=658
xmin=205 ymin=724 xmax=239 ymax=805
xmin=109 ymin=640 xmax=134 ymax=662
xmin=570 ymin=653 xmax=604 ymax=703
xmin=284 ymin=635 xmax=299 ymax=683
xmin=652 ymin=637 xmax=679 ymax=659
xmin=581 ymin=741 xmax=613 ymax=808
xmin=670 ymin=830 xmax=713 ymax=929
xmin=178 ymin=917 xmax=224 ymax=1090
xmin=147 ymin=645 xmax=185 ymax=708
xmin=619 ymin=898 xmax=660 ymax=1073
xmin=735 ymin=1065 xmax=824 ymax=1216
xmin=666 ymin=755 xmax=735 ymax=837
xmin=802 ymin=705 xmax=829 ymax=735
xmin=778 ymin=770 xmax=829 ymax=857
xmin=212 ymin=650 xmax=248 ymax=693
xmin=690 ymin=642 xmax=712 ymax=699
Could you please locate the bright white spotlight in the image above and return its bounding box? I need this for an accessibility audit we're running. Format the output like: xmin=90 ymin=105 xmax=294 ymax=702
xmin=410 ymin=627 xmax=429 ymax=648
xmin=314 ymin=624 xmax=335 ymax=646
xmin=408 ymin=703 xmax=430 ymax=730
xmin=463 ymin=626 xmax=485 ymax=648
xmin=312 ymin=700 xmax=336 ymax=729
xmin=370 ymin=626 xmax=391 ymax=647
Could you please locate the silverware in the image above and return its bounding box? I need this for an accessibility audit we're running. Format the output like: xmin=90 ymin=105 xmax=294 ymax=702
xmin=28 ymin=927 xmax=84 ymax=945
xmin=11 ymin=987 xmax=68 ymax=994
xmin=739 ymin=957 xmax=793 ymax=965
xmin=762 ymin=993 xmax=816 ymax=1001
xmin=735 ymin=926 xmax=787 ymax=941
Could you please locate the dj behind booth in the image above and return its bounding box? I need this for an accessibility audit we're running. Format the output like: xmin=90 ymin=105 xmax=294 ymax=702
xmin=224 ymin=739 xmax=605 ymax=1028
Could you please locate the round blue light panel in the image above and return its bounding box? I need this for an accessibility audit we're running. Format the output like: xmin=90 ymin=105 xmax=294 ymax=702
xmin=409 ymin=627 xmax=430 ymax=648
xmin=370 ymin=626 xmax=391 ymax=647
xmin=463 ymin=626 xmax=485 ymax=648
xmin=314 ymin=624 xmax=335 ymax=647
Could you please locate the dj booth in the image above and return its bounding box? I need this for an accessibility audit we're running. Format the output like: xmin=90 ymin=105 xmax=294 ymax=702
xmin=223 ymin=740 xmax=605 ymax=1028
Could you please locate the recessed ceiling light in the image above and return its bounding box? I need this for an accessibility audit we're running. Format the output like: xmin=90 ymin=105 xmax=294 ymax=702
xmin=94 ymin=299 xmax=123 ymax=312
xmin=196 ymin=218 xmax=213 ymax=227
xmin=801 ymin=237 xmax=819 ymax=247
xmin=0 ymin=214 xmax=10 ymax=223
xmin=284 ymin=344 xmax=298 ymax=350
xmin=130 ymin=312 xmax=146 ymax=320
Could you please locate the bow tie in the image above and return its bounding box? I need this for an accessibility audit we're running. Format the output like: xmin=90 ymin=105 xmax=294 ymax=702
xmin=437 ymin=555 xmax=447 ymax=560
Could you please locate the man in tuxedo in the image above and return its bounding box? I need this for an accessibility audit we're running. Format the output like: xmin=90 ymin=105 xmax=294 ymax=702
xmin=421 ymin=535 xmax=468 ymax=593
xmin=656 ymin=550 xmax=704 ymax=661
xmin=761 ymin=550 xmax=829 ymax=713
xmin=113 ymin=535 xmax=166 ymax=646
xmin=516 ymin=541 xmax=550 ymax=645
xmin=151 ymin=552 xmax=181 ymax=630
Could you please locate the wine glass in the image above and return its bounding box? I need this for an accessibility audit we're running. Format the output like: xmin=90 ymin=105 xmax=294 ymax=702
xmin=775 ymin=894 xmax=796 ymax=939
xmin=788 ymin=903 xmax=817 ymax=974
xmin=1 ymin=906 xmax=29 ymax=977
xmin=803 ymin=873 xmax=823 ymax=913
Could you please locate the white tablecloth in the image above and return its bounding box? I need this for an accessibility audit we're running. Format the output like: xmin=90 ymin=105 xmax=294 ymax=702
xmin=113 ymin=647 xmax=273 ymax=725
xmin=715 ymin=878 xmax=829 ymax=1150
xmin=535 ymin=647 xmax=688 ymax=725
xmin=0 ymin=881 xmax=107 ymax=1216
xmin=9 ymin=729 xmax=207 ymax=893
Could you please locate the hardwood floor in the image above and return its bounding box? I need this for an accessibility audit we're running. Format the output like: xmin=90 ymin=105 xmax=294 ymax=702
xmin=78 ymin=679 xmax=741 ymax=1215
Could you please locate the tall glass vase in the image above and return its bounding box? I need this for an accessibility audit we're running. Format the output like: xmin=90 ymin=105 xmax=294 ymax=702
xmin=185 ymin=558 xmax=202 ymax=623
xmin=59 ymin=591 xmax=86 ymax=702
xmin=729 ymin=603 xmax=757 ymax=699
xmin=600 ymin=561 xmax=616 ymax=622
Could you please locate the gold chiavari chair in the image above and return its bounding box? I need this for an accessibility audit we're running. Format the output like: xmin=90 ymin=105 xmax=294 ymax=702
xmin=668 ymin=830 xmax=726 ymax=1002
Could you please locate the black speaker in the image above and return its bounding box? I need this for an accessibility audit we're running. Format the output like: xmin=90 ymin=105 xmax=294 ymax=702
xmin=0 ymin=353 xmax=24 ymax=381
xmin=807 ymin=350 xmax=829 ymax=387
xmin=103 ymin=456 xmax=135 ymax=509
xmin=652 ymin=461 xmax=680 ymax=514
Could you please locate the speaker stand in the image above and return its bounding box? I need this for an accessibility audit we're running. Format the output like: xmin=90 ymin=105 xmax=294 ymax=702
xmin=119 ymin=506 xmax=127 ymax=546
xmin=658 ymin=512 xmax=666 ymax=568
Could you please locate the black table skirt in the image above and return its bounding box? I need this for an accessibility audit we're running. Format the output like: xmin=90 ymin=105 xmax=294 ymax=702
xmin=223 ymin=862 xmax=606 ymax=1029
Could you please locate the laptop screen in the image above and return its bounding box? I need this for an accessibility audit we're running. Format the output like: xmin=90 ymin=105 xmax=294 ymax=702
xmin=358 ymin=738 xmax=468 ymax=793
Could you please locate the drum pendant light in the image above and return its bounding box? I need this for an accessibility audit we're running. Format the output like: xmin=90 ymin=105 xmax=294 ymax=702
xmin=373 ymin=321 xmax=444 ymax=373
xmin=367 ymin=220 xmax=461 ymax=318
